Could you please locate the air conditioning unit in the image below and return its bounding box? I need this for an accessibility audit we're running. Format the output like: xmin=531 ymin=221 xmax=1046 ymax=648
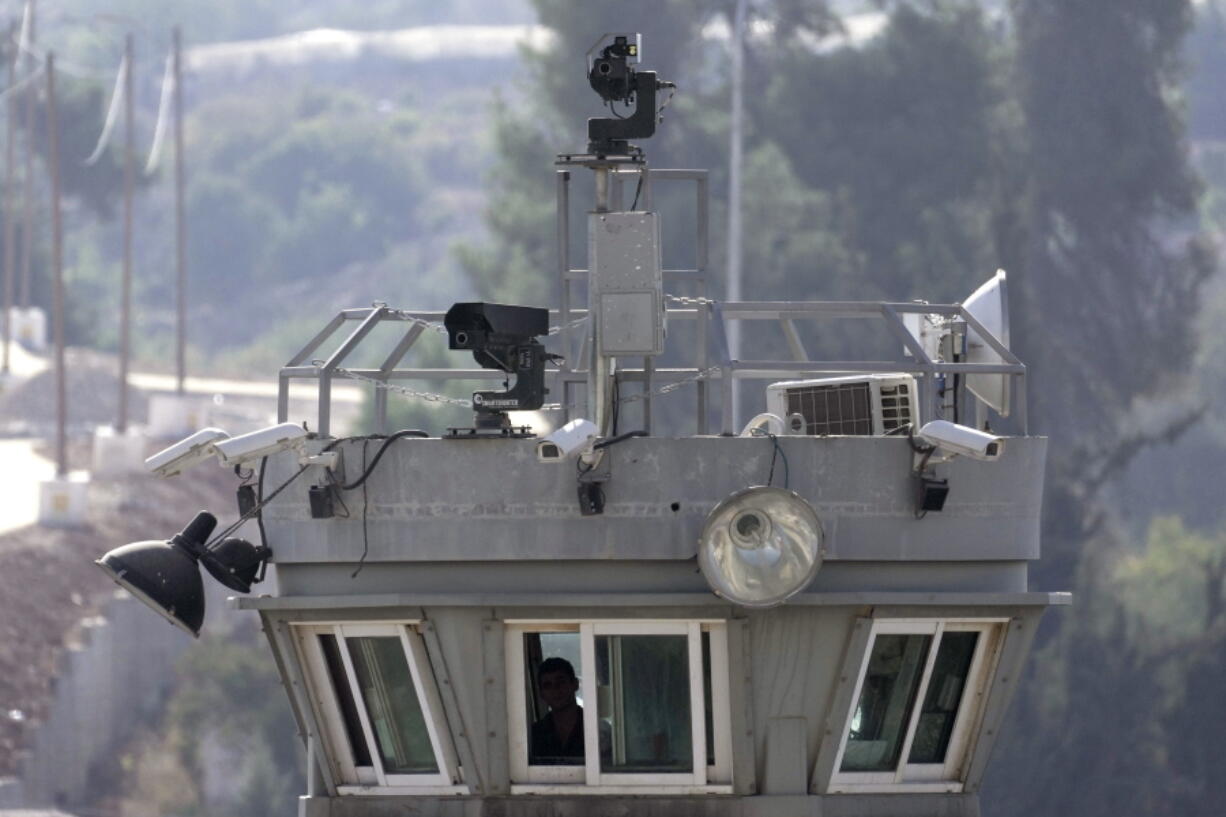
xmin=766 ymin=374 xmax=918 ymax=436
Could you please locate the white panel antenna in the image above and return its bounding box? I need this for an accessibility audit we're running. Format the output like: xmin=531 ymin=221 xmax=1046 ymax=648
xmin=961 ymin=269 xmax=1011 ymax=417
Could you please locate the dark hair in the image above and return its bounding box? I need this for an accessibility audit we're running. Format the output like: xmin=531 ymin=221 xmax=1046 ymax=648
xmin=537 ymin=656 xmax=577 ymax=681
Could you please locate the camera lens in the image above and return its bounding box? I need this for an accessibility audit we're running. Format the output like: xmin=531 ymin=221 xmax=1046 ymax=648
xmin=455 ymin=331 xmax=469 ymax=346
xmin=598 ymin=60 xmax=611 ymax=75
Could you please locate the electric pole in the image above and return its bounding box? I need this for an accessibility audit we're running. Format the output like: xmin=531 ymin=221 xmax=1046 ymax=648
xmin=47 ymin=52 xmax=65 ymax=476
xmin=118 ymin=32 xmax=134 ymax=431
xmin=173 ymin=26 xmax=186 ymax=395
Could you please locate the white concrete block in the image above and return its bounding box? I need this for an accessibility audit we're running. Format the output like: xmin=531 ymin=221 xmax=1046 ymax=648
xmin=91 ymin=425 xmax=149 ymax=476
xmin=38 ymin=472 xmax=90 ymax=527
xmin=148 ymin=393 xmax=212 ymax=439
xmin=9 ymin=306 xmax=47 ymax=351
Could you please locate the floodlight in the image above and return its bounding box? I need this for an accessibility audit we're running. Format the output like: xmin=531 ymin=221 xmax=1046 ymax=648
xmin=698 ymin=486 xmax=823 ymax=608
xmin=145 ymin=427 xmax=230 ymax=477
xmin=962 ymin=269 xmax=1011 ymax=416
xmin=214 ymin=423 xmax=308 ymax=466
xmin=96 ymin=511 xmax=272 ymax=637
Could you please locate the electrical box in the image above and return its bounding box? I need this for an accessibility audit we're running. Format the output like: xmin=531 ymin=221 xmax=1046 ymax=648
xmin=589 ymin=211 xmax=664 ymax=356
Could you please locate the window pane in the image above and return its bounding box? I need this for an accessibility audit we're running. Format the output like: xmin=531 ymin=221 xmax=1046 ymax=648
xmin=908 ymin=631 xmax=980 ymax=764
xmin=841 ymin=633 xmax=931 ymax=772
xmin=346 ymin=636 xmax=439 ymax=775
xmin=319 ymin=634 xmax=372 ymax=767
xmin=525 ymin=632 xmax=585 ymax=766
xmin=597 ymin=634 xmax=693 ymax=773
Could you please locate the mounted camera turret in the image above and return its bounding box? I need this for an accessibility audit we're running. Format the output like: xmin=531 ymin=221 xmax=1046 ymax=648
xmin=444 ymin=302 xmax=561 ymax=437
xmin=585 ymin=33 xmax=674 ymax=158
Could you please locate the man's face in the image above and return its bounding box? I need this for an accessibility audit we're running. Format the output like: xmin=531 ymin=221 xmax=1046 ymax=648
xmin=539 ymin=669 xmax=579 ymax=711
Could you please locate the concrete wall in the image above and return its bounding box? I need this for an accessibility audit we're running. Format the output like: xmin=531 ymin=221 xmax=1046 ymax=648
xmin=261 ymin=436 xmax=1046 ymax=567
xmin=16 ymin=592 xmax=192 ymax=809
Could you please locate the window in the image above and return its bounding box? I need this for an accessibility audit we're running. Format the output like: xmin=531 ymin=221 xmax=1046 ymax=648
xmin=505 ymin=620 xmax=732 ymax=793
xmin=294 ymin=623 xmax=463 ymax=792
xmin=829 ymin=620 xmax=1002 ymax=792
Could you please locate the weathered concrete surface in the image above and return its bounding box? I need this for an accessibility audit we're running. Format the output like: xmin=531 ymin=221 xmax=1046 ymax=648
xmin=261 ymin=435 xmax=1046 ymax=565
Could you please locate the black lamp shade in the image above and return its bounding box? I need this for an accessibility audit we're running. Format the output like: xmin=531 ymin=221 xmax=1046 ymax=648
xmin=96 ymin=539 xmax=206 ymax=637
xmin=200 ymin=538 xmax=271 ymax=594
xmin=95 ymin=511 xmax=217 ymax=638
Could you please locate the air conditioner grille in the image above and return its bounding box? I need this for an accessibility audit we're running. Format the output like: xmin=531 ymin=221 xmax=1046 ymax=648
xmin=786 ymin=383 xmax=873 ymax=436
xmin=877 ymin=383 xmax=911 ymax=434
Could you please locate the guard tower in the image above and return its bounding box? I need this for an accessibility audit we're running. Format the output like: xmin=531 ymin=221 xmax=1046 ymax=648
xmin=99 ymin=34 xmax=1068 ymax=817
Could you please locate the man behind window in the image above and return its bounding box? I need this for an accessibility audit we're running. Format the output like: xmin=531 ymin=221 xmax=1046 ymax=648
xmin=530 ymin=656 xmax=584 ymax=764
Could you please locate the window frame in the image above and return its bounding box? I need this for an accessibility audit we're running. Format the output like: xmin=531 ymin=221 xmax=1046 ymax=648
xmin=505 ymin=619 xmax=733 ymax=794
xmin=828 ymin=618 xmax=1005 ymax=794
xmin=293 ymin=621 xmax=465 ymax=794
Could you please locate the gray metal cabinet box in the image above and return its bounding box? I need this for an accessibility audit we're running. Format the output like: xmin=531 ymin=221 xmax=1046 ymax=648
xmin=589 ymin=210 xmax=665 ymax=356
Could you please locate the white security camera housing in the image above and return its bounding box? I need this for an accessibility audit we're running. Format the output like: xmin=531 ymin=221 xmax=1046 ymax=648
xmin=145 ymin=427 xmax=231 ymax=477
xmin=214 ymin=423 xmax=309 ymax=467
xmin=537 ymin=418 xmax=599 ymax=463
xmin=917 ymin=420 xmax=1004 ymax=462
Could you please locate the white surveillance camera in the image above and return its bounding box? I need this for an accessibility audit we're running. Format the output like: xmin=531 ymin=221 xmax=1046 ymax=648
xmin=214 ymin=422 xmax=309 ymax=466
xmin=537 ymin=418 xmax=599 ymax=462
xmin=145 ymin=428 xmax=230 ymax=477
xmin=917 ymin=420 xmax=1004 ymax=462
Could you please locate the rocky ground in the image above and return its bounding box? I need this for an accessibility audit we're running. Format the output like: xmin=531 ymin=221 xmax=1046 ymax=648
xmin=0 ymin=441 xmax=241 ymax=776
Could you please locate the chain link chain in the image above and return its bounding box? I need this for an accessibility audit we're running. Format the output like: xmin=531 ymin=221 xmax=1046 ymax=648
xmin=618 ymin=366 xmax=722 ymax=404
xmin=665 ymin=294 xmax=718 ymax=307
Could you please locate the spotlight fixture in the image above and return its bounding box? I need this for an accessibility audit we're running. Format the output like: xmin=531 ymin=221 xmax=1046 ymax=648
xmin=96 ymin=511 xmax=272 ymax=637
xmin=698 ymin=486 xmax=823 ymax=608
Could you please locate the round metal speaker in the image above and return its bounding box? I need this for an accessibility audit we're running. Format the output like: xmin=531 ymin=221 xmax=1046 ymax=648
xmin=698 ymin=486 xmax=823 ymax=607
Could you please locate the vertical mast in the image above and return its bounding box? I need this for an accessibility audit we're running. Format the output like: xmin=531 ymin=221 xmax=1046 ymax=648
xmin=46 ymin=52 xmax=65 ymax=476
xmin=173 ymin=25 xmax=186 ymax=395
xmin=18 ymin=0 xmax=33 ymax=309
xmin=118 ymin=33 xmax=134 ymax=431
xmin=2 ymin=20 xmax=16 ymax=374
xmin=727 ymin=0 xmax=746 ymax=430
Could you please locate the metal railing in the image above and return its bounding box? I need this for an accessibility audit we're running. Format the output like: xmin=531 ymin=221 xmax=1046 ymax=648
xmin=276 ymin=299 xmax=1025 ymax=438
xmin=276 ymin=166 xmax=1024 ymax=437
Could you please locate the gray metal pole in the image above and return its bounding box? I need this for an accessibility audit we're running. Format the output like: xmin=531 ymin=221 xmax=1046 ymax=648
xmin=118 ymin=32 xmax=134 ymax=431
xmin=173 ymin=26 xmax=186 ymax=395
xmin=18 ymin=0 xmax=33 ymax=309
xmin=2 ymin=21 xmax=17 ymax=375
xmin=46 ymin=52 xmax=65 ymax=476
xmin=727 ymin=0 xmax=746 ymax=431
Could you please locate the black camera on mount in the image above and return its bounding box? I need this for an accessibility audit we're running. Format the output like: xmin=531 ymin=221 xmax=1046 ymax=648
xmin=585 ymin=33 xmax=672 ymax=158
xmin=444 ymin=302 xmax=560 ymax=435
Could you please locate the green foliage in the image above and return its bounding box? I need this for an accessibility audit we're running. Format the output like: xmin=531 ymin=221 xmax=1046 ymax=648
xmin=992 ymin=517 xmax=1226 ymax=815
xmin=760 ymin=2 xmax=1008 ymax=300
xmin=165 ymin=625 xmax=303 ymax=817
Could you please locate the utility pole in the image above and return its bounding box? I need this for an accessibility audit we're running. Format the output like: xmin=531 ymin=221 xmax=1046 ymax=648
xmin=18 ymin=0 xmax=34 ymax=310
xmin=173 ymin=26 xmax=186 ymax=395
xmin=2 ymin=19 xmax=16 ymax=375
xmin=118 ymin=32 xmax=134 ymax=431
xmin=46 ymin=52 xmax=64 ymax=476
xmin=727 ymin=0 xmax=746 ymax=429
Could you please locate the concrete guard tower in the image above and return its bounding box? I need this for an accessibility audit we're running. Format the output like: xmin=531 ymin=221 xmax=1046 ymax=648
xmin=101 ymin=33 xmax=1068 ymax=817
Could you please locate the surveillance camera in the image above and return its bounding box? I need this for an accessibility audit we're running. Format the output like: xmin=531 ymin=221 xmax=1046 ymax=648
xmin=917 ymin=420 xmax=1004 ymax=462
xmin=145 ymin=427 xmax=231 ymax=477
xmin=214 ymin=423 xmax=309 ymax=467
xmin=537 ymin=418 xmax=599 ymax=463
